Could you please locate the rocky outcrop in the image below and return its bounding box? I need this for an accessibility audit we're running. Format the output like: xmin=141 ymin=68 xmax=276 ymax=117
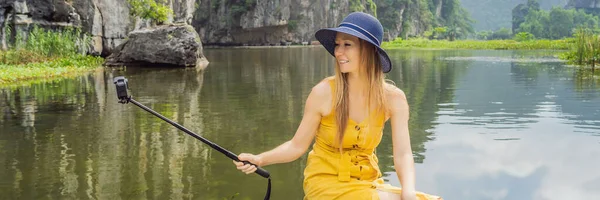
xmin=192 ymin=0 xmax=380 ymax=45
xmin=1 ymin=0 xmax=199 ymax=55
xmin=512 ymin=3 xmax=529 ymax=33
xmin=404 ymin=1 xmax=432 ymax=38
xmin=1 ymin=0 xmax=466 ymax=51
xmin=0 ymin=0 xmax=130 ymax=55
xmin=566 ymin=0 xmax=600 ymax=9
xmin=171 ymin=0 xmax=195 ymax=24
xmin=566 ymin=0 xmax=600 ymax=17
xmin=104 ymin=24 xmax=208 ymax=69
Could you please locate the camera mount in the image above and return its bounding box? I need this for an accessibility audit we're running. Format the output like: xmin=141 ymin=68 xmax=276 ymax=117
xmin=113 ymin=76 xmax=131 ymax=104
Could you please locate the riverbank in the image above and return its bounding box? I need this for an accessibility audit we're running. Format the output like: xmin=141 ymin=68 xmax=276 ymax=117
xmin=382 ymin=38 xmax=572 ymax=50
xmin=203 ymin=44 xmax=321 ymax=49
xmin=0 ymin=26 xmax=104 ymax=88
xmin=0 ymin=37 xmax=576 ymax=88
xmin=0 ymin=54 xmax=104 ymax=88
xmin=204 ymin=38 xmax=572 ymax=50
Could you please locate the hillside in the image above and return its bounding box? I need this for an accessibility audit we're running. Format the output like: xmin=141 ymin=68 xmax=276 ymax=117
xmin=460 ymin=0 xmax=568 ymax=31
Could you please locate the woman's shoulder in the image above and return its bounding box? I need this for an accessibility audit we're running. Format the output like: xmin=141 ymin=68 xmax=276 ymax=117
xmin=383 ymin=82 xmax=407 ymax=101
xmin=311 ymin=76 xmax=335 ymax=96
xmin=305 ymin=76 xmax=334 ymax=105
xmin=304 ymin=77 xmax=334 ymax=116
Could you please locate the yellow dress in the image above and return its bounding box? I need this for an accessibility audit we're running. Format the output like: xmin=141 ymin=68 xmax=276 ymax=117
xmin=302 ymin=79 xmax=441 ymax=200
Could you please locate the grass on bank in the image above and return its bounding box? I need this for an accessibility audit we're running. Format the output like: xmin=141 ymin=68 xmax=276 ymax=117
xmin=382 ymin=37 xmax=573 ymax=50
xmin=559 ymin=28 xmax=600 ymax=70
xmin=0 ymin=25 xmax=103 ymax=86
xmin=0 ymin=55 xmax=104 ymax=86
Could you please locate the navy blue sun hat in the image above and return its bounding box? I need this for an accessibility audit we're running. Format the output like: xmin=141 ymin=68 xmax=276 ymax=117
xmin=315 ymin=12 xmax=392 ymax=73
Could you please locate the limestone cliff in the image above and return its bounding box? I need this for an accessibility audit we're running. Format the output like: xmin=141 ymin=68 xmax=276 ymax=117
xmin=192 ymin=0 xmax=377 ymax=45
xmin=0 ymin=0 xmax=469 ymax=54
xmin=0 ymin=0 xmax=381 ymax=51
xmin=0 ymin=0 xmax=193 ymax=56
xmin=566 ymin=0 xmax=600 ymax=9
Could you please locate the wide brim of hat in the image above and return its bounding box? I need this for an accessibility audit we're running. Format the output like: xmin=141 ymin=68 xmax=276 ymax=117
xmin=315 ymin=27 xmax=392 ymax=73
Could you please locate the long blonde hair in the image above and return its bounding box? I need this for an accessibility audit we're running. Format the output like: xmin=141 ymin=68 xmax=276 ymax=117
xmin=333 ymin=39 xmax=388 ymax=152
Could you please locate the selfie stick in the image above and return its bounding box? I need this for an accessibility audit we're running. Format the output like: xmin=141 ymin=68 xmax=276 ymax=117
xmin=113 ymin=76 xmax=271 ymax=200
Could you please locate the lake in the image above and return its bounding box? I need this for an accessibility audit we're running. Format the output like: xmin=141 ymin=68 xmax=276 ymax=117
xmin=1 ymin=48 xmax=599 ymax=200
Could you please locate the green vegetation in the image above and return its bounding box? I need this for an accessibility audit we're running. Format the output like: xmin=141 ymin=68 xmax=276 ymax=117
xmin=128 ymin=0 xmax=173 ymax=25
xmin=385 ymin=0 xmax=599 ymax=66
xmin=474 ymin=27 xmax=512 ymax=40
xmin=3 ymin=26 xmax=88 ymax=59
xmin=513 ymin=32 xmax=536 ymax=42
xmin=0 ymin=56 xmax=104 ymax=87
xmin=469 ymin=0 xmax=600 ymax=42
xmin=560 ymin=28 xmax=600 ymax=70
xmin=382 ymin=37 xmax=571 ymax=50
xmin=0 ymin=26 xmax=103 ymax=87
xmin=350 ymin=0 xmax=377 ymax=14
xmin=460 ymin=0 xmax=566 ymax=31
xmin=515 ymin=6 xmax=599 ymax=40
xmin=375 ymin=0 xmax=474 ymax=39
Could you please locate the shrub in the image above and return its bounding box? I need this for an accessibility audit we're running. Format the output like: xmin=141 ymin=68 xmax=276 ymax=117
xmin=514 ymin=32 xmax=536 ymax=42
xmin=128 ymin=0 xmax=173 ymax=25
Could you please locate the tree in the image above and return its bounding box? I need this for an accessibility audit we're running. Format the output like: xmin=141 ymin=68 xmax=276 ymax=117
xmin=439 ymin=0 xmax=475 ymax=39
xmin=512 ymin=4 xmax=529 ymax=33
xmin=548 ymin=7 xmax=574 ymax=39
xmin=514 ymin=32 xmax=535 ymax=41
xmin=512 ymin=0 xmax=540 ymax=34
xmin=433 ymin=26 xmax=447 ymax=39
xmin=476 ymin=30 xmax=492 ymax=40
xmin=527 ymin=0 xmax=540 ymax=11
xmin=446 ymin=25 xmax=461 ymax=41
xmin=573 ymin=9 xmax=599 ymax=31
xmin=375 ymin=0 xmax=473 ymax=39
xmin=517 ymin=10 xmax=550 ymax=38
xmin=517 ymin=6 xmax=600 ymax=39
xmin=128 ymin=0 xmax=173 ymax=25
xmin=491 ymin=27 xmax=512 ymax=40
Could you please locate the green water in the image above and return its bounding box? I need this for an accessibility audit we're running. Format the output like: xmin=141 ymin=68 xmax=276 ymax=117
xmin=1 ymin=48 xmax=599 ymax=200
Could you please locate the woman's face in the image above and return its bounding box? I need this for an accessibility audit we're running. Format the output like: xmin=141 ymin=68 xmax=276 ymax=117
xmin=334 ymin=32 xmax=362 ymax=73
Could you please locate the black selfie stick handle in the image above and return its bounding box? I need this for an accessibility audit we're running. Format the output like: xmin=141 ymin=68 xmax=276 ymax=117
xmin=127 ymin=98 xmax=271 ymax=179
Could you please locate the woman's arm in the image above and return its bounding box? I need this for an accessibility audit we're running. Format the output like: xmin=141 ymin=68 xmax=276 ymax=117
xmin=388 ymin=87 xmax=417 ymax=199
xmin=234 ymin=80 xmax=331 ymax=173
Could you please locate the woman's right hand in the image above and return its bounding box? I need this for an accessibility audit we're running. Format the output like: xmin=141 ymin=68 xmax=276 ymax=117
xmin=233 ymin=153 xmax=263 ymax=174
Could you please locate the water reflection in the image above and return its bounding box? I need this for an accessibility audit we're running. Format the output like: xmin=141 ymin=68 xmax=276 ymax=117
xmin=376 ymin=50 xmax=472 ymax=171
xmin=0 ymin=49 xmax=599 ymax=200
xmin=395 ymin=50 xmax=600 ymax=200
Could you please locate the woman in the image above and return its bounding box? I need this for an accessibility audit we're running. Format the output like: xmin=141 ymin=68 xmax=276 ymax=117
xmin=233 ymin=12 xmax=441 ymax=200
